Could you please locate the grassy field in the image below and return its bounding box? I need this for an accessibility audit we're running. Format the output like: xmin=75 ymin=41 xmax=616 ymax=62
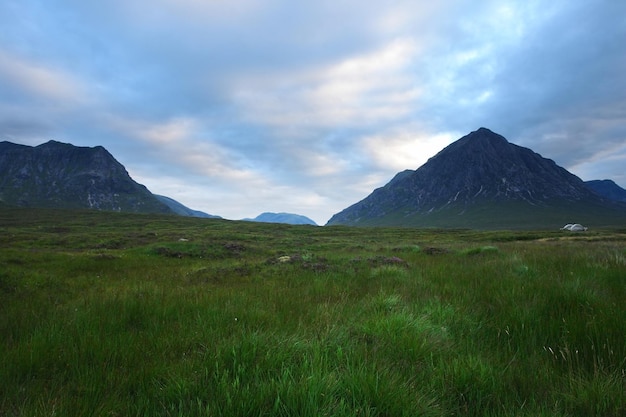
xmin=0 ymin=207 xmax=624 ymax=416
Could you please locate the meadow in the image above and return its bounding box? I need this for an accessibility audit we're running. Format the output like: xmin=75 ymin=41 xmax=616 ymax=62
xmin=0 ymin=207 xmax=624 ymax=416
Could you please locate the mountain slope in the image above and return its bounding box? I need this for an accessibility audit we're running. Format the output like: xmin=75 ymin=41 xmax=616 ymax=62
xmin=585 ymin=180 xmax=626 ymax=203
xmin=0 ymin=140 xmax=173 ymax=214
xmin=155 ymin=195 xmax=221 ymax=218
xmin=327 ymin=128 xmax=626 ymax=229
xmin=243 ymin=212 xmax=317 ymax=225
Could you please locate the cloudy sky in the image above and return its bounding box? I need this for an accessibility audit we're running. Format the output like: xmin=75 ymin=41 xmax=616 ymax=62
xmin=1 ymin=0 xmax=625 ymax=224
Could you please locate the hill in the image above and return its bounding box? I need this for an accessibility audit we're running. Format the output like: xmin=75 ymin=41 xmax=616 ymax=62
xmin=327 ymin=128 xmax=626 ymax=229
xmin=243 ymin=212 xmax=317 ymax=225
xmin=154 ymin=195 xmax=221 ymax=218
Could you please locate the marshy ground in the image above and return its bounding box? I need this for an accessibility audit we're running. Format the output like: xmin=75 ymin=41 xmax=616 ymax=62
xmin=1 ymin=208 xmax=624 ymax=416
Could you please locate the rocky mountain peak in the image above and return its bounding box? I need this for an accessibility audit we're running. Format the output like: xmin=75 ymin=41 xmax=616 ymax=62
xmin=431 ymin=127 xmax=507 ymax=158
xmin=37 ymin=139 xmax=71 ymax=148
xmin=403 ymin=127 xmax=590 ymax=207
xmin=327 ymin=128 xmax=623 ymax=228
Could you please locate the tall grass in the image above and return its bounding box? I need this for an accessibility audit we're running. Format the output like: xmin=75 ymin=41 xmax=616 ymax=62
xmin=0 ymin=208 xmax=624 ymax=416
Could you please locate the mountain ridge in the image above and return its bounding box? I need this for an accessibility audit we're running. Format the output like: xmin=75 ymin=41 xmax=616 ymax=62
xmin=0 ymin=140 xmax=172 ymax=214
xmin=154 ymin=195 xmax=221 ymax=218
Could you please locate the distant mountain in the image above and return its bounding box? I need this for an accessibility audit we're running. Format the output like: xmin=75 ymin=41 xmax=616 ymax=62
xmin=243 ymin=212 xmax=317 ymax=225
xmin=155 ymin=195 xmax=221 ymax=218
xmin=0 ymin=140 xmax=172 ymax=214
xmin=585 ymin=180 xmax=626 ymax=203
xmin=327 ymin=127 xmax=626 ymax=229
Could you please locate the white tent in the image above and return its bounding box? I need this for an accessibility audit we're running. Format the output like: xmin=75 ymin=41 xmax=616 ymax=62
xmin=561 ymin=223 xmax=587 ymax=231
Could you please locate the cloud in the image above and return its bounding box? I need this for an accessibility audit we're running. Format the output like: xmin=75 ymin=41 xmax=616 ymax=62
xmin=362 ymin=128 xmax=459 ymax=172
xmin=0 ymin=47 xmax=97 ymax=143
xmin=103 ymin=113 xmax=264 ymax=185
xmin=572 ymin=145 xmax=626 ymax=187
xmin=0 ymin=49 xmax=87 ymax=105
xmin=233 ymin=38 xmax=420 ymax=132
xmin=106 ymin=116 xmax=197 ymax=146
xmin=1 ymin=0 xmax=625 ymax=223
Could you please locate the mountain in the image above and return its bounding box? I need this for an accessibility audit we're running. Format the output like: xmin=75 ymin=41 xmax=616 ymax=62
xmin=155 ymin=195 xmax=221 ymax=218
xmin=327 ymin=128 xmax=626 ymax=229
xmin=0 ymin=140 xmax=172 ymax=214
xmin=585 ymin=180 xmax=626 ymax=203
xmin=243 ymin=212 xmax=317 ymax=225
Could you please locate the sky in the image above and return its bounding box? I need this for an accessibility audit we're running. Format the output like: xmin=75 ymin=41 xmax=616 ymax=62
xmin=1 ymin=0 xmax=625 ymax=225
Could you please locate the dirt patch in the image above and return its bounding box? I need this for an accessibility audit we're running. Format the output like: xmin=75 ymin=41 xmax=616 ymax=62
xmin=423 ymin=247 xmax=451 ymax=255
xmin=368 ymin=256 xmax=409 ymax=267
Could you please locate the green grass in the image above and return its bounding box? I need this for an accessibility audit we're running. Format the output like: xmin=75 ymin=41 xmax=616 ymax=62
xmin=345 ymin=198 xmax=626 ymax=230
xmin=0 ymin=207 xmax=625 ymax=416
